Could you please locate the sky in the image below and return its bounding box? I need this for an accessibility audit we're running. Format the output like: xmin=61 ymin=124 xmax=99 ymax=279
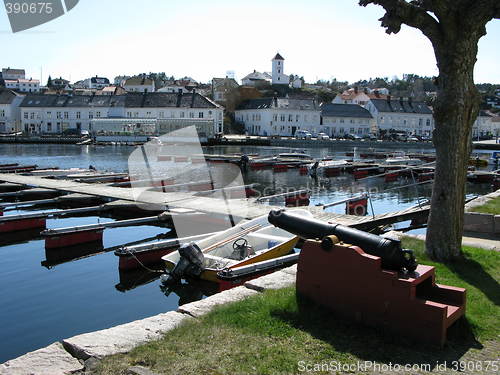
xmin=1 ymin=0 xmax=499 ymax=85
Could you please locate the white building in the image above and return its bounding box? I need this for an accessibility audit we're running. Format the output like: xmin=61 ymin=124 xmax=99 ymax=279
xmin=83 ymin=76 xmax=110 ymax=89
xmin=291 ymin=77 xmax=303 ymax=89
xmin=19 ymin=92 xmax=224 ymax=135
xmin=364 ymin=97 xmax=434 ymax=136
xmin=241 ymin=71 xmax=272 ymax=87
xmin=4 ymin=78 xmax=40 ymax=93
xmin=123 ymin=76 xmax=155 ymax=93
xmin=320 ymin=103 xmax=375 ymax=137
xmin=472 ymin=111 xmax=494 ymax=138
xmin=0 ymin=89 xmax=24 ymax=133
xmin=1 ymin=68 xmax=25 ymax=80
xmin=235 ymin=97 xmax=321 ymax=136
xmin=272 ymin=53 xmax=289 ymax=85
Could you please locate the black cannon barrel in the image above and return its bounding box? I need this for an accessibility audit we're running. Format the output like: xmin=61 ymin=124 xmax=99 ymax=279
xmin=268 ymin=209 xmax=417 ymax=272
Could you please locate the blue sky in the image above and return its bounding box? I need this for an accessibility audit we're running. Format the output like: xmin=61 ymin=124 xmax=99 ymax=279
xmin=1 ymin=0 xmax=499 ymax=84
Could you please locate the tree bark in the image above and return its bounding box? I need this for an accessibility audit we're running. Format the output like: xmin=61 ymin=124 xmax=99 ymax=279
xmin=425 ymin=32 xmax=481 ymax=261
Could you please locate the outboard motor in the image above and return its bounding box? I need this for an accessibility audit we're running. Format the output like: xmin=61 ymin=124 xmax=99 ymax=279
xmin=239 ymin=154 xmax=250 ymax=171
xmin=165 ymin=242 xmax=205 ymax=283
xmin=268 ymin=209 xmax=417 ymax=272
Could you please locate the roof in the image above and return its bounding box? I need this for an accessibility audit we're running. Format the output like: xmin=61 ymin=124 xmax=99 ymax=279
xmin=123 ymin=76 xmax=154 ymax=86
xmin=338 ymin=89 xmax=388 ymax=101
xmin=20 ymin=94 xmax=126 ymax=108
xmin=369 ymin=98 xmax=432 ymax=114
xmin=242 ymin=71 xmax=271 ymax=81
xmin=0 ymin=89 xmax=22 ymax=104
xmin=125 ymin=92 xmax=219 ymax=108
xmin=18 ymin=79 xmax=39 ymax=84
xmin=20 ymin=92 xmax=220 ymax=109
xmin=90 ymin=77 xmax=110 ymax=84
xmin=237 ymin=97 xmax=318 ymax=111
xmin=321 ymin=103 xmax=373 ymax=118
xmin=212 ymin=78 xmax=239 ymax=89
xmin=273 ymin=53 xmax=284 ymax=61
xmin=2 ymin=68 xmax=25 ymax=75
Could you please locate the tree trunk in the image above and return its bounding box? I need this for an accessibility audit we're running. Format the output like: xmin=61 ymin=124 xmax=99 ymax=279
xmin=425 ymin=35 xmax=481 ymax=261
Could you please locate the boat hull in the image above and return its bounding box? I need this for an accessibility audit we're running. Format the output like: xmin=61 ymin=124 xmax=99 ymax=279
xmin=164 ymin=237 xmax=299 ymax=283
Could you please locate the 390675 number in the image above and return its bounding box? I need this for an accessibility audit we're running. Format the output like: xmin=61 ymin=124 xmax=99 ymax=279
xmin=5 ymin=2 xmax=53 ymax=15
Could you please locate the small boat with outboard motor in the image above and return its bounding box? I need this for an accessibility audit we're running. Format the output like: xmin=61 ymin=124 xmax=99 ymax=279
xmin=161 ymin=209 xmax=313 ymax=283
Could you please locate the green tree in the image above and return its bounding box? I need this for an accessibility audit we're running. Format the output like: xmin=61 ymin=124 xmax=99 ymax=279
xmin=47 ymin=75 xmax=52 ymax=88
xmin=359 ymin=0 xmax=500 ymax=261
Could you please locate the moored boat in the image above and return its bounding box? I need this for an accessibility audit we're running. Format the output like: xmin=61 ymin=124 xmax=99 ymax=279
xmin=162 ymin=209 xmax=312 ymax=283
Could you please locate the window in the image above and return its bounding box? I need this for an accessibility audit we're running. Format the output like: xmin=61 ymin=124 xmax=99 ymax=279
xmin=350 ymin=128 xmax=355 ymax=133
xmin=0 ymin=110 xmax=4 ymax=117
xmin=189 ymin=112 xmax=194 ymax=118
xmin=180 ymin=112 xmax=185 ymax=118
xmin=57 ymin=112 xmax=62 ymax=119
xmin=280 ymin=114 xmax=285 ymax=122
xmin=159 ymin=111 xmax=164 ymax=118
xmin=426 ymin=119 xmax=431 ymax=126
xmin=296 ymin=115 xmax=299 ymax=122
xmin=47 ymin=123 xmax=52 ymax=132
xmin=24 ymin=113 xmax=28 ymax=119
xmin=89 ymin=112 xmax=93 ymax=119
xmin=199 ymin=112 xmax=204 ymax=118
xmin=288 ymin=114 xmax=293 ymax=122
xmin=278 ymin=77 xmax=280 ymax=81
xmin=273 ymin=114 xmax=278 ymax=121
xmin=340 ymin=127 xmax=344 ymax=133
xmin=340 ymin=119 xmax=344 ymax=123
xmin=47 ymin=112 xmax=52 ymax=119
xmin=127 ymin=112 xmax=132 ymax=118
xmin=96 ymin=112 xmax=101 ymax=118
xmin=64 ymin=112 xmax=69 ymax=119
xmin=146 ymin=111 xmax=151 ymax=117
xmin=30 ymin=112 xmax=35 ymax=120
xmin=76 ymin=112 xmax=81 ymax=119
xmin=208 ymin=110 xmax=212 ymax=117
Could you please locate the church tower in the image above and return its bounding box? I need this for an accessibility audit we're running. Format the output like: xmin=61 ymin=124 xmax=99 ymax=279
xmin=272 ymin=53 xmax=288 ymax=85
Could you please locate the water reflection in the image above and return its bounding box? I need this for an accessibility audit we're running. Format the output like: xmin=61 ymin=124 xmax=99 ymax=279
xmin=160 ymin=278 xmax=219 ymax=306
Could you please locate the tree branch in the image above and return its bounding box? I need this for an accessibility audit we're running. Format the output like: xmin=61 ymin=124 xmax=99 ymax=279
xmin=359 ymin=0 xmax=442 ymax=40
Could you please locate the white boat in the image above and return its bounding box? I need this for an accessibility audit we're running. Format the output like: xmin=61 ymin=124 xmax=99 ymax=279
xmin=308 ymin=159 xmax=349 ymax=176
xmin=385 ymin=152 xmax=423 ymax=166
xmin=162 ymin=209 xmax=313 ymax=283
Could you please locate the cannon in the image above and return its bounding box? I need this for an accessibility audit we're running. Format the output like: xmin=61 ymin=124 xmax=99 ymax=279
xmin=268 ymin=209 xmax=417 ymax=272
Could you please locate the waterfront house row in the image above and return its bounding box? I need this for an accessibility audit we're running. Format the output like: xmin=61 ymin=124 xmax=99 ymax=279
xmin=18 ymin=91 xmax=224 ymax=135
xmin=237 ymin=96 xmax=436 ymax=137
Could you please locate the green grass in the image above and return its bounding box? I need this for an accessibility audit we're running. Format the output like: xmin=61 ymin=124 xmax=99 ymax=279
xmin=470 ymin=196 xmax=500 ymax=215
xmin=95 ymin=239 xmax=499 ymax=375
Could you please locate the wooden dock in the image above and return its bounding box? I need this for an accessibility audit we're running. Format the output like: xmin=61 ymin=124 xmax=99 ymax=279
xmin=0 ymin=172 xmax=430 ymax=232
